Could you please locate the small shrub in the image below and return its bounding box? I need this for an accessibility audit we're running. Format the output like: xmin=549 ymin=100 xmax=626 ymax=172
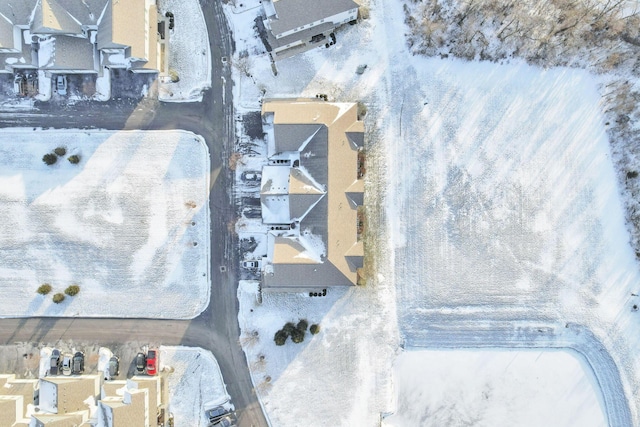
xmin=297 ymin=319 xmax=308 ymax=332
xmin=54 ymin=147 xmax=66 ymax=156
xmin=65 ymin=285 xmax=80 ymax=296
xmin=274 ymin=329 xmax=288 ymax=346
xmin=68 ymin=155 xmax=80 ymax=164
xmin=290 ymin=328 xmax=305 ymax=344
xmin=37 ymin=284 xmax=52 ymax=295
xmin=310 ymin=324 xmax=320 ymax=335
xmin=52 ymin=293 xmax=65 ymax=304
xmin=627 ymin=171 xmax=638 ymax=179
xmin=42 ymin=153 xmax=57 ymax=165
xmin=282 ymin=322 xmax=296 ymax=335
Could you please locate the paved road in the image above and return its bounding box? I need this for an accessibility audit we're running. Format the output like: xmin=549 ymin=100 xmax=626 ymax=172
xmin=0 ymin=1 xmax=268 ymax=426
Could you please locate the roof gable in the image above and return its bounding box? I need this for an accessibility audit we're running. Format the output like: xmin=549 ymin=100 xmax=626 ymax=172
xmin=32 ymin=0 xmax=82 ymax=34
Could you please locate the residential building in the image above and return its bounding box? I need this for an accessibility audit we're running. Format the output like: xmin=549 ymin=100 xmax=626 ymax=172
xmin=98 ymin=376 xmax=166 ymax=427
xmin=259 ymin=99 xmax=365 ymax=291
xmin=0 ymin=0 xmax=169 ymax=93
xmin=262 ymin=0 xmax=359 ymax=59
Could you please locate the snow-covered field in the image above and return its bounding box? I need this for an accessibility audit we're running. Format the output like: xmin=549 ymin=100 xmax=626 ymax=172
xmin=226 ymin=0 xmax=640 ymax=425
xmin=0 ymin=129 xmax=210 ymax=318
xmin=162 ymin=346 xmax=233 ymax=427
xmin=384 ymin=348 xmax=607 ymax=427
xmin=158 ymin=0 xmax=211 ymax=102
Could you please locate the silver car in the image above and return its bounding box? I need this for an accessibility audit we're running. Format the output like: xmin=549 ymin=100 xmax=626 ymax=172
xmin=56 ymin=75 xmax=67 ymax=95
xmin=61 ymin=355 xmax=72 ymax=376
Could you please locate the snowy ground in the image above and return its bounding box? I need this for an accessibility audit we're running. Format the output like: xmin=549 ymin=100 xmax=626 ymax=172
xmin=226 ymin=0 xmax=640 ymax=425
xmin=0 ymin=129 xmax=210 ymax=318
xmin=157 ymin=0 xmax=211 ymax=102
xmin=384 ymin=348 xmax=607 ymax=427
xmin=237 ymin=281 xmax=397 ymax=427
xmin=162 ymin=346 xmax=233 ymax=427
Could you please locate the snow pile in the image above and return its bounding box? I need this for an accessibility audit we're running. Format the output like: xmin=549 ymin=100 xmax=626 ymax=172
xmin=0 ymin=129 xmax=210 ymax=319
xmin=39 ymin=347 xmax=52 ymax=378
xmin=384 ymin=349 xmax=607 ymax=427
xmin=226 ymin=0 xmax=640 ymax=424
xmin=157 ymin=0 xmax=211 ymax=102
xmin=98 ymin=347 xmax=113 ymax=380
xmin=162 ymin=346 xmax=232 ymax=427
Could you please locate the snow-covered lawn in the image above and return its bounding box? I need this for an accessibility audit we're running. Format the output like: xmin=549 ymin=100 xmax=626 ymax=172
xmin=237 ymin=281 xmax=397 ymax=427
xmin=0 ymin=129 xmax=210 ymax=318
xmin=384 ymin=349 xmax=607 ymax=427
xmin=162 ymin=346 xmax=233 ymax=427
xmin=158 ymin=0 xmax=211 ymax=102
xmin=226 ymin=0 xmax=640 ymax=424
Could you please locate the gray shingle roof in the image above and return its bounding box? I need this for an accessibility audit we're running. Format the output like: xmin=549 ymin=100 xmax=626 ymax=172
xmin=268 ymin=0 xmax=358 ymax=36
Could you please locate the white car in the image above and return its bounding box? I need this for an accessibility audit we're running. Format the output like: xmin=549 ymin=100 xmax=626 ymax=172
xmin=56 ymin=75 xmax=67 ymax=95
xmin=61 ymin=355 xmax=72 ymax=376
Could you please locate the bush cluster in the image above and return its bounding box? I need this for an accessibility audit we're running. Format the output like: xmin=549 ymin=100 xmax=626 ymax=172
xmin=65 ymin=285 xmax=80 ymax=296
xmin=273 ymin=319 xmax=312 ymax=346
xmin=42 ymin=146 xmax=81 ymax=166
xmin=37 ymin=283 xmax=81 ymax=302
xmin=37 ymin=284 xmax=52 ymax=295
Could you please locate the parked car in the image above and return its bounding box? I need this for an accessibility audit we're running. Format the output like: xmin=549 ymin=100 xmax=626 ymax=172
xmin=135 ymin=352 xmax=146 ymax=374
xmin=108 ymin=356 xmax=119 ymax=379
xmin=72 ymin=351 xmax=84 ymax=375
xmin=206 ymin=406 xmax=227 ymax=424
xmin=242 ymin=260 xmax=261 ymax=270
xmin=241 ymin=171 xmax=261 ymax=184
xmin=214 ymin=416 xmax=235 ymax=427
xmin=13 ymin=73 xmax=26 ymax=96
xmin=61 ymin=355 xmax=72 ymax=376
xmin=146 ymin=349 xmax=158 ymax=376
xmin=56 ymin=75 xmax=67 ymax=95
xmin=49 ymin=349 xmax=61 ymax=376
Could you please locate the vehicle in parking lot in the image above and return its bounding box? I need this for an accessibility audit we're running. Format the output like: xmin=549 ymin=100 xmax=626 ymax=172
xmin=55 ymin=75 xmax=67 ymax=95
xmin=206 ymin=406 xmax=227 ymax=425
xmin=214 ymin=416 xmax=235 ymax=427
xmin=72 ymin=351 xmax=84 ymax=375
xmin=241 ymin=170 xmax=261 ymax=184
xmin=49 ymin=349 xmax=61 ymax=376
xmin=61 ymin=354 xmax=72 ymax=376
xmin=242 ymin=259 xmax=261 ymax=270
xmin=135 ymin=352 xmax=146 ymax=374
xmin=108 ymin=356 xmax=119 ymax=379
xmin=146 ymin=349 xmax=158 ymax=375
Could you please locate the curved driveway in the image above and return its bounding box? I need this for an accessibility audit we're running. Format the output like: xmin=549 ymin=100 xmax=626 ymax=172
xmin=0 ymin=1 xmax=268 ymax=426
xmin=405 ymin=322 xmax=632 ymax=427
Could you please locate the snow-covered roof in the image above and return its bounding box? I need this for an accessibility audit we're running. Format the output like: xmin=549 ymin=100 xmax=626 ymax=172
xmin=267 ymin=0 xmax=358 ymax=36
xmin=260 ymin=99 xmax=365 ymax=290
xmin=39 ymin=376 xmax=100 ymax=415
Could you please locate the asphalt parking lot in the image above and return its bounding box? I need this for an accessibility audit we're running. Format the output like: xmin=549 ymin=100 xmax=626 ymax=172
xmin=0 ymin=341 xmax=160 ymax=380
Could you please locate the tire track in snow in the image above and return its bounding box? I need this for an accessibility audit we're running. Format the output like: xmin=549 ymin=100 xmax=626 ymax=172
xmin=404 ymin=322 xmax=632 ymax=427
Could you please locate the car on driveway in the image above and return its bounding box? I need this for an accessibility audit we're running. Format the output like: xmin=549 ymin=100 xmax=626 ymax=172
xmin=13 ymin=73 xmax=26 ymax=96
xmin=241 ymin=171 xmax=261 ymax=185
xmin=108 ymin=356 xmax=119 ymax=379
xmin=55 ymin=75 xmax=67 ymax=95
xmin=49 ymin=349 xmax=61 ymax=376
xmin=135 ymin=352 xmax=146 ymax=374
xmin=61 ymin=354 xmax=72 ymax=376
xmin=72 ymin=351 xmax=84 ymax=375
xmin=146 ymin=349 xmax=158 ymax=376
xmin=242 ymin=260 xmax=261 ymax=270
